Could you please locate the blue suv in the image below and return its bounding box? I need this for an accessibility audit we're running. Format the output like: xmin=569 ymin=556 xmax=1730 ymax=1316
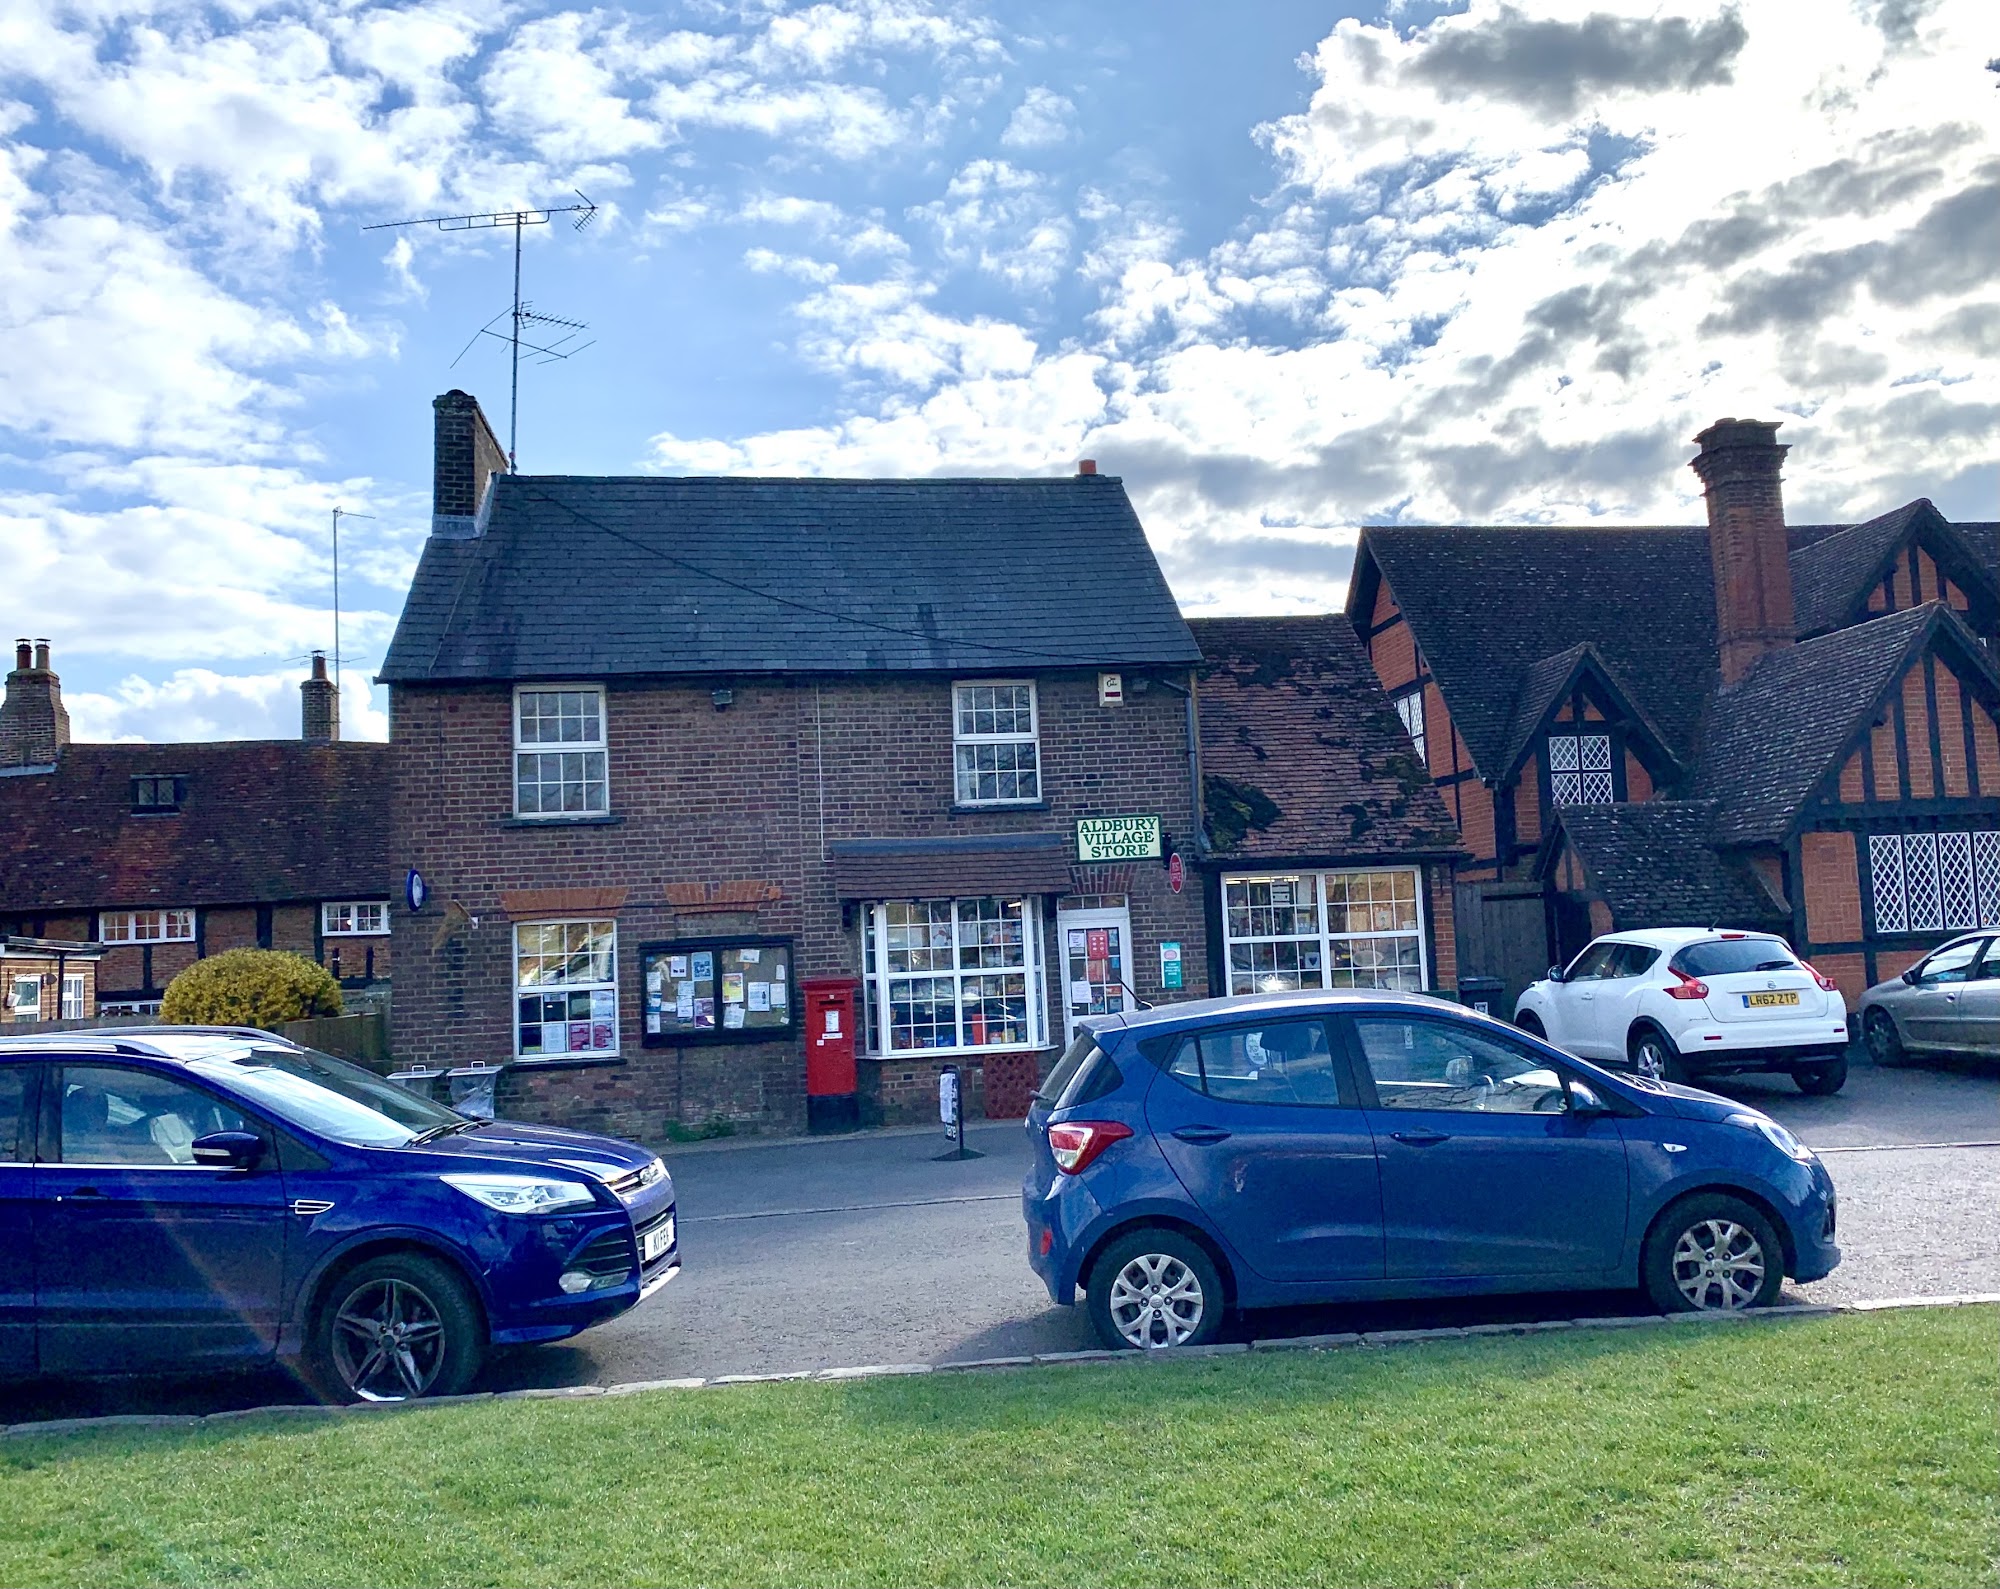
xmin=0 ymin=1028 xmax=678 ymax=1401
xmin=1024 ymin=992 xmax=1840 ymax=1350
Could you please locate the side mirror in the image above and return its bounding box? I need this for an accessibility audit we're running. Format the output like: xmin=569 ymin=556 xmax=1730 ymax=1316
xmin=1567 ymin=1080 xmax=1610 ymax=1115
xmin=1901 ymin=967 xmax=1921 ymax=986
xmin=1546 ymin=965 xmax=1566 ymax=984
xmin=192 ymin=1130 xmax=265 ymax=1170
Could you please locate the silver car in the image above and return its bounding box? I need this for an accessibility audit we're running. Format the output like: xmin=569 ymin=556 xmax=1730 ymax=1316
xmin=1859 ymin=932 xmax=2000 ymax=1064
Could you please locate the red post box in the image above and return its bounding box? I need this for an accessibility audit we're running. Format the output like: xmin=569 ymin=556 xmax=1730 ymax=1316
xmin=800 ymin=976 xmax=861 ymax=1135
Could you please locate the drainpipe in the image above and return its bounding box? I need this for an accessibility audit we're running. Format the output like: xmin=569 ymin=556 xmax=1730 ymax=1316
xmin=1151 ymin=671 xmax=1205 ymax=856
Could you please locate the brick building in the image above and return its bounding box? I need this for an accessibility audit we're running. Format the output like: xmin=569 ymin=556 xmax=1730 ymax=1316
xmin=1190 ymin=616 xmax=1463 ymax=1002
xmin=384 ymin=392 xmax=1215 ymax=1137
xmin=0 ymin=643 xmax=393 ymax=1016
xmin=1347 ymin=420 xmax=2000 ymax=1011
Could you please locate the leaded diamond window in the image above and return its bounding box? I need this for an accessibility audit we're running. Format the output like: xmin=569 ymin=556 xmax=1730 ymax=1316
xmin=1975 ymin=832 xmax=2000 ymax=928
xmin=1938 ymin=831 xmax=1978 ymax=930
xmin=1904 ymin=833 xmax=1942 ymax=931
xmin=1548 ymin=732 xmax=1613 ymax=805
xmin=1868 ymin=829 xmax=2000 ymax=935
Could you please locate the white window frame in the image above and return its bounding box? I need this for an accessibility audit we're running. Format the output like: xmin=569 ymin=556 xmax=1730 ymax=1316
xmin=322 ymin=901 xmax=390 ymax=937
xmin=951 ymin=680 xmax=1041 ymax=806
xmin=61 ymin=975 xmax=86 ymax=1020
xmin=1394 ymin=687 xmax=1427 ymax=768
xmin=97 ymin=1000 xmax=163 ymax=1017
xmin=9 ymin=976 xmax=42 ymax=1019
xmin=513 ymin=684 xmax=610 ymax=819
xmin=100 ymin=909 xmax=195 ymax=944
xmin=1220 ymin=868 xmax=1428 ymax=995
xmin=1548 ymin=730 xmax=1614 ymax=806
xmin=860 ymin=897 xmax=1049 ymax=1057
xmin=514 ymin=918 xmax=620 ymax=1061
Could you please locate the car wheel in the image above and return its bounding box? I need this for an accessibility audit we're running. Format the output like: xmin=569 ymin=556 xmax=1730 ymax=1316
xmin=1642 ymin=1194 xmax=1785 ymax=1314
xmin=1629 ymin=1028 xmax=1686 ymax=1085
xmin=1792 ymin=1054 xmax=1848 ymax=1096
xmin=1086 ymin=1228 xmax=1224 ymax=1352
xmin=1864 ymin=1009 xmax=1909 ymax=1068
xmin=1516 ymin=1011 xmax=1546 ymax=1038
xmin=311 ymin=1252 xmax=484 ymax=1403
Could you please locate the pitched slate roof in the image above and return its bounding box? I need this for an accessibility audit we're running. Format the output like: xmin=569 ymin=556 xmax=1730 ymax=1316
xmin=1786 ymin=500 xmax=1999 ymax=639
xmin=1190 ymin=615 xmax=1462 ymax=861
xmin=0 ymin=742 xmax=392 ymax=914
xmin=382 ymin=474 xmax=1202 ymax=683
xmin=1549 ymin=802 xmax=1785 ymax=929
xmin=1362 ymin=526 xmax=1718 ymax=777
xmin=1689 ymin=605 xmax=1939 ymax=845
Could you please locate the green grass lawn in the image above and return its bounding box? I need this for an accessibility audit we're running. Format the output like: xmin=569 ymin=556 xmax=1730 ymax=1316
xmin=1 ymin=1308 xmax=1993 ymax=1588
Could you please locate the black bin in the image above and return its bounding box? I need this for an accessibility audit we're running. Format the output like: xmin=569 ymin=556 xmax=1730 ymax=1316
xmin=1456 ymin=975 xmax=1507 ymax=1019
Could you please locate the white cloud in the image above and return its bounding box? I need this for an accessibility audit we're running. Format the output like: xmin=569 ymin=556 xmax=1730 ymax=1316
xmin=999 ymin=85 xmax=1074 ymax=149
xmin=912 ymin=158 xmax=1073 ymax=288
xmin=67 ymin=664 xmax=389 ymax=744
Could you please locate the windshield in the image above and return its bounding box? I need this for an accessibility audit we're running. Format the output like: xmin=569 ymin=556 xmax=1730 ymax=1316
xmin=190 ymin=1046 xmax=465 ymax=1148
xmin=1674 ymin=938 xmax=1799 ymax=978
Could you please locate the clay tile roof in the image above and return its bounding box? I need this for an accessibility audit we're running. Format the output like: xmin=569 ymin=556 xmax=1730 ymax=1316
xmin=382 ymin=474 xmax=1202 ymax=682
xmin=0 ymin=741 xmax=392 ymax=914
xmin=1190 ymin=614 xmax=1462 ymax=862
xmin=1550 ymin=802 xmax=1785 ymax=929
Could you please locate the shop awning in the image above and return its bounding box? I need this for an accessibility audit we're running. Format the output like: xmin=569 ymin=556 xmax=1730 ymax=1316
xmin=828 ymin=833 xmax=1076 ymax=900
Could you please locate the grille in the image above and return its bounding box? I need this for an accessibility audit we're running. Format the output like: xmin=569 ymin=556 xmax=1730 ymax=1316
xmin=574 ymin=1227 xmax=636 ymax=1280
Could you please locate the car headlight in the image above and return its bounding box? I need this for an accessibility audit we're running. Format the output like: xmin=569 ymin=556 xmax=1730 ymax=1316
xmin=1728 ymin=1112 xmax=1814 ymax=1164
xmin=441 ymin=1173 xmax=598 ymax=1214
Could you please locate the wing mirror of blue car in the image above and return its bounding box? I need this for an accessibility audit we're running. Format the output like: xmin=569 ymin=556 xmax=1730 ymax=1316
xmin=191 ymin=1130 xmax=266 ymax=1170
xmin=1566 ymin=1081 xmax=1611 ymax=1116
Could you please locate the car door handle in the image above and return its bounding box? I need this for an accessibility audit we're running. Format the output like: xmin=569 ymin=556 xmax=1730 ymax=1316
xmin=1171 ymin=1126 xmax=1232 ymax=1145
xmin=55 ymin=1186 xmax=105 ymax=1201
xmin=1390 ymin=1130 xmax=1451 ymax=1146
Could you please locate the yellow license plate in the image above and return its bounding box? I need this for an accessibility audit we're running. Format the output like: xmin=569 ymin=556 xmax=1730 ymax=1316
xmin=1742 ymin=991 xmax=1800 ymax=1008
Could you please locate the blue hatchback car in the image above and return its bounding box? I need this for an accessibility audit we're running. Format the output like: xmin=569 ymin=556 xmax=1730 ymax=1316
xmin=1024 ymin=991 xmax=1840 ymax=1350
xmin=0 ymin=1028 xmax=678 ymax=1401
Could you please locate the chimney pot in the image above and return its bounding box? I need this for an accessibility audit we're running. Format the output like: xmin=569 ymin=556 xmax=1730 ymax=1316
xmin=13 ymin=640 xmax=29 ymax=672
xmin=1691 ymin=418 xmax=1795 ymax=686
xmin=1077 ymin=459 xmax=1097 ymax=476
xmin=32 ymin=640 xmax=49 ymax=670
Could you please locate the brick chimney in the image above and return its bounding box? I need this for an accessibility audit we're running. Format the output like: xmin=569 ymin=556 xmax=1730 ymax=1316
xmin=0 ymin=637 xmax=71 ymax=767
xmin=301 ymin=650 xmax=340 ymax=743
xmin=1691 ymin=418 xmax=1795 ymax=686
xmin=432 ymin=389 xmax=507 ymax=539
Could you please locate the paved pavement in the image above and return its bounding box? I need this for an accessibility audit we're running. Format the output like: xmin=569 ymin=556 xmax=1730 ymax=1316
xmin=6 ymin=1046 xmax=1994 ymax=1421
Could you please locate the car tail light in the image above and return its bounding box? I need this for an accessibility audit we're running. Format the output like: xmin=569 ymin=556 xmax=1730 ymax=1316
xmin=1663 ymin=967 xmax=1710 ymax=1000
xmin=1048 ymin=1120 xmax=1132 ymax=1174
xmin=1801 ymin=960 xmax=1839 ymax=993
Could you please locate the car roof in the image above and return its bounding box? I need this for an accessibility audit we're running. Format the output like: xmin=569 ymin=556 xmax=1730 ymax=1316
xmin=1588 ymin=926 xmax=1785 ymax=950
xmin=1087 ymin=987 xmax=1459 ymax=1036
xmin=0 ymin=1026 xmax=300 ymax=1063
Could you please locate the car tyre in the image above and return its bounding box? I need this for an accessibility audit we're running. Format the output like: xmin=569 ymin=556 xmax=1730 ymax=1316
xmin=1863 ymin=1009 xmax=1910 ymax=1068
xmin=1516 ymin=1011 xmax=1546 ymax=1038
xmin=1086 ymin=1227 xmax=1224 ymax=1352
xmin=309 ymin=1251 xmax=484 ymax=1403
xmin=1642 ymin=1193 xmax=1785 ymax=1314
xmin=1792 ymin=1054 xmax=1847 ymax=1096
xmin=1629 ymin=1027 xmax=1687 ymax=1085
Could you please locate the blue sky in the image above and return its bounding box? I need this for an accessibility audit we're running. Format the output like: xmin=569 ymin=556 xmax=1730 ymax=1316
xmin=2 ymin=0 xmax=1994 ymax=743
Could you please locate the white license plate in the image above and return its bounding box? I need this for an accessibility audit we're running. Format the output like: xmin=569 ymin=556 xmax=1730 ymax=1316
xmin=641 ymin=1218 xmax=675 ymax=1263
xmin=1741 ymin=991 xmax=1800 ymax=1008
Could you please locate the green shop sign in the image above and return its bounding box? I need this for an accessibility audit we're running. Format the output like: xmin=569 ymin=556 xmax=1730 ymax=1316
xmin=1076 ymin=814 xmax=1162 ymax=862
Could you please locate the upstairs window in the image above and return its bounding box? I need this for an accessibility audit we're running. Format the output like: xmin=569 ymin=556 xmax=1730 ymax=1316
xmin=953 ymin=681 xmax=1040 ymax=805
xmin=322 ymin=902 xmax=389 ymax=937
xmin=101 ymin=909 xmax=194 ymax=944
xmin=130 ymin=775 xmax=185 ymax=814
xmin=1548 ymin=731 xmax=1613 ymax=805
xmin=514 ymin=687 xmax=608 ymax=818
xmin=1393 ymin=688 xmax=1427 ymax=767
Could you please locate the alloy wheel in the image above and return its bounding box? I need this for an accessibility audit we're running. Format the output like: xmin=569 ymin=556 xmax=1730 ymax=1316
xmin=1635 ymin=1036 xmax=1669 ymax=1081
xmin=330 ymin=1278 xmax=449 ymax=1400
xmin=1107 ymin=1252 xmax=1206 ymax=1348
xmin=1670 ymin=1218 xmax=1767 ymax=1311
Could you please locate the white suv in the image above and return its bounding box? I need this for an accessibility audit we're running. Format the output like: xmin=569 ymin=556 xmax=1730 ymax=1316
xmin=1514 ymin=928 xmax=1852 ymax=1095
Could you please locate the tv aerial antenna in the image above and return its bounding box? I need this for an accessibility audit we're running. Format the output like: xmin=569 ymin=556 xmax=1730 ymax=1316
xmin=328 ymin=507 xmax=375 ymax=688
xmin=365 ymin=193 xmax=599 ymax=469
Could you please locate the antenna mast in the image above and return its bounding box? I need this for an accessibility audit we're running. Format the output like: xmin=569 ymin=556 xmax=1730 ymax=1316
xmin=365 ymin=193 xmax=598 ymax=469
xmin=329 ymin=507 xmax=374 ymax=689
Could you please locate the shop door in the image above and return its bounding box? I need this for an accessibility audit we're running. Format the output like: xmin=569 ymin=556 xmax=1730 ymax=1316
xmin=1056 ymin=904 xmax=1134 ymax=1047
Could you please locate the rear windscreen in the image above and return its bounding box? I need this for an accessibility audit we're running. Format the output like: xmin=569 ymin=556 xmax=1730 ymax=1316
xmin=1674 ymin=938 xmax=1798 ymax=977
xmin=1037 ymin=1032 xmax=1102 ymax=1106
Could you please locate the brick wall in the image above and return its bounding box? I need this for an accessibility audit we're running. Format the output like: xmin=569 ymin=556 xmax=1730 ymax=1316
xmin=1799 ymin=831 xmax=1860 ymax=942
xmin=392 ymin=670 xmax=1208 ymax=1141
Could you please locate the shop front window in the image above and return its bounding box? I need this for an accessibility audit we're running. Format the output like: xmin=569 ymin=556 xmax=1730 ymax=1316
xmin=515 ymin=920 xmax=618 ymax=1059
xmin=1221 ymin=870 xmax=1426 ymax=995
xmin=861 ymin=897 xmax=1047 ymax=1054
